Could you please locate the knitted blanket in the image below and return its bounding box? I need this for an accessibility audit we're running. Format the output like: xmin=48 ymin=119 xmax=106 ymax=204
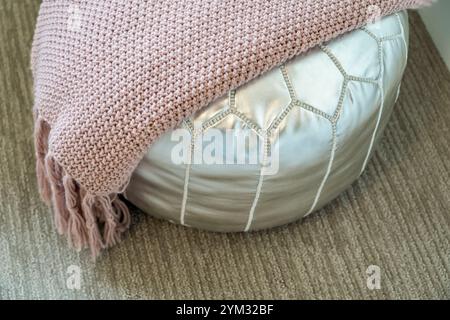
xmin=32 ymin=0 xmax=432 ymax=257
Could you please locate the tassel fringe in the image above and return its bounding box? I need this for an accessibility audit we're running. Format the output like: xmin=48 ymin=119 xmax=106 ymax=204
xmin=34 ymin=116 xmax=52 ymax=205
xmin=34 ymin=116 xmax=131 ymax=258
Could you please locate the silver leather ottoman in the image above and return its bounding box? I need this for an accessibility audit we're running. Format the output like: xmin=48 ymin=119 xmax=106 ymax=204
xmin=125 ymin=12 xmax=409 ymax=232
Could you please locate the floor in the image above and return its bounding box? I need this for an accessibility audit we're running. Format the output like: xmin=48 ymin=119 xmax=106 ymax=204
xmin=0 ymin=1 xmax=448 ymax=299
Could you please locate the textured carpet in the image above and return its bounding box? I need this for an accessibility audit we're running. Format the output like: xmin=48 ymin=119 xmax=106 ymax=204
xmin=0 ymin=1 xmax=449 ymax=300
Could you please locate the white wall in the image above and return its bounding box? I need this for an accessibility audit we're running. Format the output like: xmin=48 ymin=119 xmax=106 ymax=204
xmin=420 ymin=1 xmax=450 ymax=70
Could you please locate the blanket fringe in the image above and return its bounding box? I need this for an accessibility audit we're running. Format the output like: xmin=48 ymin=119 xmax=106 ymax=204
xmin=34 ymin=116 xmax=131 ymax=258
xmin=34 ymin=116 xmax=52 ymax=205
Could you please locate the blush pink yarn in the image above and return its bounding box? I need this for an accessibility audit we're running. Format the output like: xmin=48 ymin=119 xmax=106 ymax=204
xmin=32 ymin=0 xmax=433 ymax=258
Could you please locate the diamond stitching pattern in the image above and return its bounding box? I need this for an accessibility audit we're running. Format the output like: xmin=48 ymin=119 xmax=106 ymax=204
xmin=179 ymin=13 xmax=408 ymax=229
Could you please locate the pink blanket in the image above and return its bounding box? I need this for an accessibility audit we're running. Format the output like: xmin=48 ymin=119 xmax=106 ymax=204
xmin=32 ymin=0 xmax=433 ymax=257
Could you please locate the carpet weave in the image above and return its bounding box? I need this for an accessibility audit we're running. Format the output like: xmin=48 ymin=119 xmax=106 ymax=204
xmin=0 ymin=0 xmax=448 ymax=299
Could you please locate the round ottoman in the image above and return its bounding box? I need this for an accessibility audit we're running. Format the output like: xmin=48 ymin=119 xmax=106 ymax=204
xmin=125 ymin=12 xmax=409 ymax=232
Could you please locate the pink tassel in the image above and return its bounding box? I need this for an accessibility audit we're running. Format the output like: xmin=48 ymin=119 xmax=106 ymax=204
xmin=34 ymin=118 xmax=52 ymax=204
xmin=81 ymin=194 xmax=105 ymax=258
xmin=45 ymin=155 xmax=70 ymax=235
xmin=63 ymin=175 xmax=88 ymax=251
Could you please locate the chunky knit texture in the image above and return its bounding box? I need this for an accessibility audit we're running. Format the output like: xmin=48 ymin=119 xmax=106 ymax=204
xmin=32 ymin=0 xmax=433 ymax=257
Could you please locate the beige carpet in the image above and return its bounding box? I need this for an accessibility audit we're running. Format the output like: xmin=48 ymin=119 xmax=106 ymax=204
xmin=0 ymin=1 xmax=449 ymax=300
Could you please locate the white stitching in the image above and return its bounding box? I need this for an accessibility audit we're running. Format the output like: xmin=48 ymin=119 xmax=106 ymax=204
xmin=180 ymin=120 xmax=195 ymax=226
xmin=305 ymin=123 xmax=337 ymax=217
xmin=245 ymin=134 xmax=269 ymax=231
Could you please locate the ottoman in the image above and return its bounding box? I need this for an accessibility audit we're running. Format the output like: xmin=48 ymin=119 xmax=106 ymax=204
xmin=125 ymin=12 xmax=409 ymax=232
